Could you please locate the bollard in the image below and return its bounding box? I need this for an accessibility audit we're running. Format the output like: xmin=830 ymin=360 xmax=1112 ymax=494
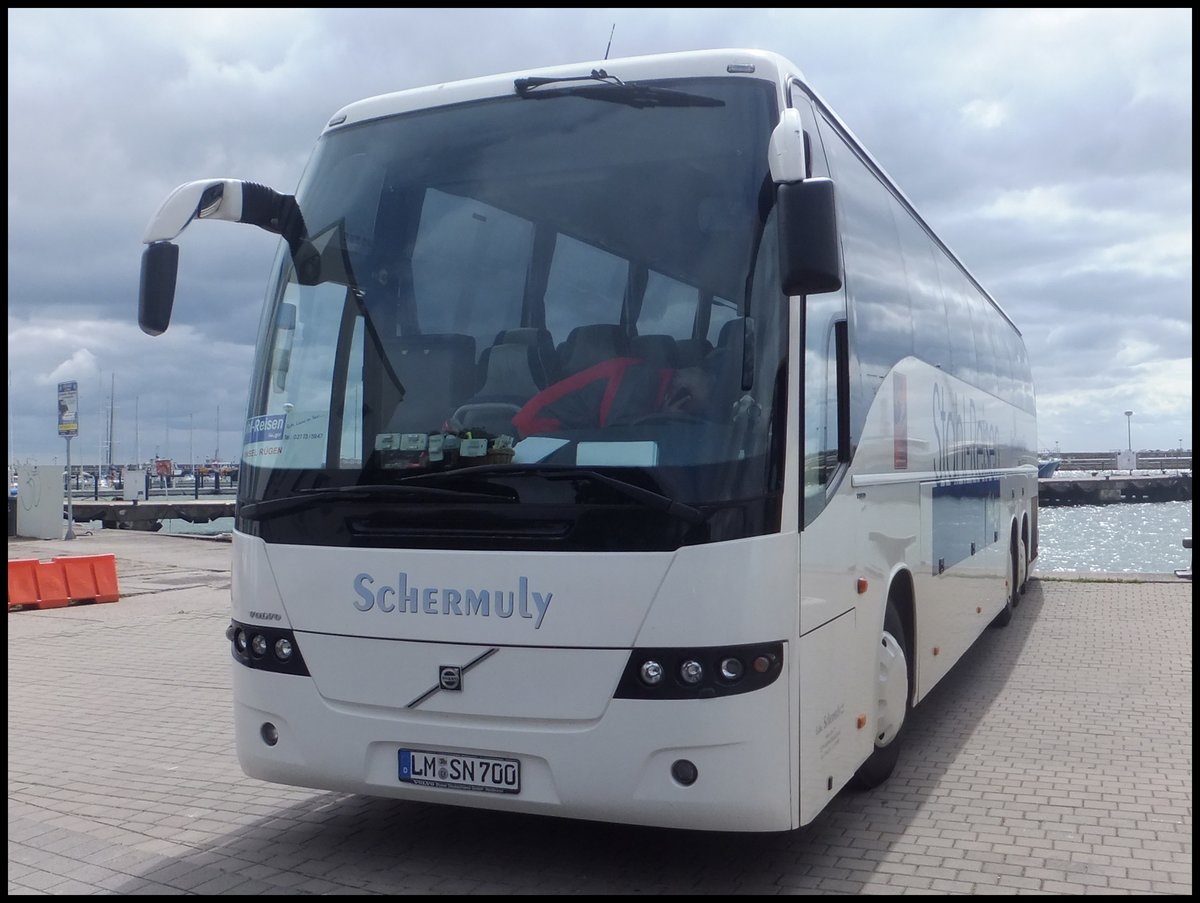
xmin=1175 ymin=537 xmax=1192 ymax=581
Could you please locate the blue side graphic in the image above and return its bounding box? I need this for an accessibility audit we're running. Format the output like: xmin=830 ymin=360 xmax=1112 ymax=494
xmin=932 ymin=478 xmax=1001 ymax=573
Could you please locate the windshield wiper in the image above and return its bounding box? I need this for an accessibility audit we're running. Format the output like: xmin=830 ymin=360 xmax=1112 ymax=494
xmin=238 ymin=483 xmax=515 ymax=522
xmin=399 ymin=464 xmax=708 ymax=525
xmin=514 ymin=69 xmax=723 ymax=109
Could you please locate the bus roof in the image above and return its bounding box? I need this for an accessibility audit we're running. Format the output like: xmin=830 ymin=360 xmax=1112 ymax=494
xmin=323 ymin=48 xmax=799 ymax=133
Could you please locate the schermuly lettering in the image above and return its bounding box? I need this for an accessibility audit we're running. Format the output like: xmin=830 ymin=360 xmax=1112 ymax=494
xmin=353 ymin=572 xmax=553 ymax=629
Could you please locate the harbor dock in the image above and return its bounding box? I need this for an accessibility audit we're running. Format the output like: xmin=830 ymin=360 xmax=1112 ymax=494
xmin=7 ymin=530 xmax=1192 ymax=895
xmin=1038 ymin=471 xmax=1192 ymax=506
xmin=64 ymin=497 xmax=234 ymax=531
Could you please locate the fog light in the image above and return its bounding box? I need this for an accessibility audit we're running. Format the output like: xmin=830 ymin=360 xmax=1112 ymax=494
xmin=680 ymin=659 xmax=703 ymax=685
xmin=671 ymin=759 xmax=698 ymax=786
xmin=719 ymin=657 xmax=744 ymax=681
xmin=260 ymin=722 xmax=279 ymax=746
xmin=274 ymin=637 xmax=294 ymax=661
xmin=235 ymin=629 xmax=249 ymax=653
xmin=640 ymin=660 xmax=664 ymax=685
xmin=251 ymin=634 xmax=269 ymax=657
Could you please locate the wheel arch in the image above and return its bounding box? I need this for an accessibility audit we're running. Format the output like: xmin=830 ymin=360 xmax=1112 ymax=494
xmin=885 ymin=566 xmax=915 ymax=703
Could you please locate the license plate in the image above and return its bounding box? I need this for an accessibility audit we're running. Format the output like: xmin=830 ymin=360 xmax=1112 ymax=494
xmin=399 ymin=748 xmax=520 ymax=794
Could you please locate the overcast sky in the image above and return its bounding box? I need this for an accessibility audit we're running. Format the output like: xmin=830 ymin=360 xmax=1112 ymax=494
xmin=7 ymin=8 xmax=1192 ymax=467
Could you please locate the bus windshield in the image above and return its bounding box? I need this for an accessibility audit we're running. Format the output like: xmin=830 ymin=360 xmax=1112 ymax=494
xmin=239 ymin=76 xmax=786 ymax=545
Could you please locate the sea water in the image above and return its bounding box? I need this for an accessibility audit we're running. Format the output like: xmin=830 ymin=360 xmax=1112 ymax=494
xmin=1035 ymin=500 xmax=1191 ymax=574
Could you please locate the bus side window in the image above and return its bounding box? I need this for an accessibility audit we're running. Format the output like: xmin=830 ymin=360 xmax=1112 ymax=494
xmin=895 ymin=213 xmax=951 ymax=372
xmin=817 ymin=114 xmax=913 ymax=443
xmin=936 ymin=256 xmax=979 ymax=386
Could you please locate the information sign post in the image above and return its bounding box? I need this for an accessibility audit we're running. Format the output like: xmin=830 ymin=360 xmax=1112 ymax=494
xmin=58 ymin=381 xmax=79 ymax=540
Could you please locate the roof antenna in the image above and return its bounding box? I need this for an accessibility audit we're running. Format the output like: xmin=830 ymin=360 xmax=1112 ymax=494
xmin=604 ymin=24 xmax=615 ymax=60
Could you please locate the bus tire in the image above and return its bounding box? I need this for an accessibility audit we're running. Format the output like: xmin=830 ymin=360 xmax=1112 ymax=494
xmin=1019 ymin=533 xmax=1030 ymax=596
xmin=848 ymin=601 xmax=910 ymax=791
xmin=991 ymin=541 xmax=1016 ymax=627
xmin=1015 ymin=534 xmax=1028 ymax=603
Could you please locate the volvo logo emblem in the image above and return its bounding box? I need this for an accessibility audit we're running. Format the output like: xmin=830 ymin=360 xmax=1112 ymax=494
xmin=439 ymin=665 xmax=462 ymax=691
xmin=406 ymin=650 xmax=497 ymax=709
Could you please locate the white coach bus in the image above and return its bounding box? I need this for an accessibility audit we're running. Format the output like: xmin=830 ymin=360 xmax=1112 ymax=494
xmin=138 ymin=48 xmax=1038 ymax=832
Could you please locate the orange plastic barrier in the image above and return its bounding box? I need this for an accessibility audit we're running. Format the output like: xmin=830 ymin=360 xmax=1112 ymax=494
xmin=90 ymin=554 xmax=120 ymax=603
xmin=8 ymin=558 xmax=41 ymax=609
xmin=35 ymin=561 xmax=71 ymax=608
xmin=8 ymin=554 xmax=120 ymax=610
xmin=54 ymin=554 xmax=120 ymax=604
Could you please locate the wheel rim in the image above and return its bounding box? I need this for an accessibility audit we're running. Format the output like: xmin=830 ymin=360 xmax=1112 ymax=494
xmin=874 ymin=629 xmax=908 ymax=746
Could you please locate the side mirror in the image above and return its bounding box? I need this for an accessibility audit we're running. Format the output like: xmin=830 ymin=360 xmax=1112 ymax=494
xmin=777 ymin=178 xmax=842 ymax=296
xmin=138 ymin=241 xmax=179 ymax=336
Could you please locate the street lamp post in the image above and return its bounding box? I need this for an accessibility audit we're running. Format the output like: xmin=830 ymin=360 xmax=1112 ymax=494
xmin=190 ymin=413 xmax=197 ymax=499
xmin=1123 ymin=410 xmax=1134 ymax=474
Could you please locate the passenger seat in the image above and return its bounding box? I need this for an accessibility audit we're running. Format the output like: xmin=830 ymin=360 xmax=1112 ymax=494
xmin=453 ymin=340 xmax=548 ymax=438
xmin=674 ymin=338 xmax=713 ymax=368
xmin=629 ymin=334 xmax=678 ymax=367
xmin=556 ymin=324 xmax=628 ymax=377
xmin=477 ymin=327 xmax=557 ymax=389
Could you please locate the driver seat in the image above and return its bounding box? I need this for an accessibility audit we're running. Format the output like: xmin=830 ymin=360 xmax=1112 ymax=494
xmin=451 ymin=343 xmax=543 ymax=438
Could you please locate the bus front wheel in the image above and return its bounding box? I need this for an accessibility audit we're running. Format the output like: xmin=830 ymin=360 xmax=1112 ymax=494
xmin=848 ymin=602 xmax=910 ymax=790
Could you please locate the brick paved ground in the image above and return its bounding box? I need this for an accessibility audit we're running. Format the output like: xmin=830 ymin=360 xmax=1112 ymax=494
xmin=8 ymin=532 xmax=1192 ymax=894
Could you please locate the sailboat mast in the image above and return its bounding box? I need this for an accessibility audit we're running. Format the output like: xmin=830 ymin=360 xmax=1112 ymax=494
xmin=107 ymin=373 xmax=115 ymax=469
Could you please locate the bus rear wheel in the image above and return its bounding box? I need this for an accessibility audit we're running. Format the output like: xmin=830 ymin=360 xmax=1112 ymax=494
xmin=848 ymin=602 xmax=910 ymax=790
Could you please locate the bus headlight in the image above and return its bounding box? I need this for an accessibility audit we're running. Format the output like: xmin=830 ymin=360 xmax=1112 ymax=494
xmin=228 ymin=619 xmax=310 ymax=677
xmin=679 ymin=660 xmax=704 ymax=684
xmin=719 ymin=657 xmax=744 ymax=681
xmin=639 ymin=660 xmax=665 ymax=685
xmin=614 ymin=642 xmax=784 ymax=700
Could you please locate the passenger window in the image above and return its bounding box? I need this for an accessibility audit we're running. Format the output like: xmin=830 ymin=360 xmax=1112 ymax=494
xmin=706 ymin=298 xmax=739 ymax=345
xmin=895 ymin=213 xmax=951 ymax=371
xmin=544 ymin=235 xmax=628 ymax=340
xmin=818 ymin=117 xmax=912 ymax=439
xmin=411 ymin=190 xmax=532 ymax=351
xmin=936 ymin=258 xmax=978 ymax=384
xmin=638 ymin=271 xmax=698 ymax=338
